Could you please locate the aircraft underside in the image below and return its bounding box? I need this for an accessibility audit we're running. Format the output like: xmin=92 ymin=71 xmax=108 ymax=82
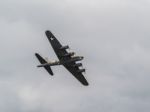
xmin=35 ymin=31 xmax=89 ymax=86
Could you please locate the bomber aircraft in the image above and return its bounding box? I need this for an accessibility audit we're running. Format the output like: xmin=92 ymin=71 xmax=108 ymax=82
xmin=35 ymin=31 xmax=89 ymax=86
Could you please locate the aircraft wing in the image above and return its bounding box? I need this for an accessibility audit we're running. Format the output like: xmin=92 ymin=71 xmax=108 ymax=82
xmin=63 ymin=62 xmax=89 ymax=86
xmin=45 ymin=31 xmax=71 ymax=61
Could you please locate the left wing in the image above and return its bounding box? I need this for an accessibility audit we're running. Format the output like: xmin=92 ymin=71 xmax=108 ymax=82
xmin=45 ymin=31 xmax=70 ymax=61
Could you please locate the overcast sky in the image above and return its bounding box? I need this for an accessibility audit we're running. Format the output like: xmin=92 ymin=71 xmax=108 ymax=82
xmin=0 ymin=0 xmax=150 ymax=112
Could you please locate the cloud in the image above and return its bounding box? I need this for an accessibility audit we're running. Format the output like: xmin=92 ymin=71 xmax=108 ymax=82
xmin=0 ymin=0 xmax=150 ymax=112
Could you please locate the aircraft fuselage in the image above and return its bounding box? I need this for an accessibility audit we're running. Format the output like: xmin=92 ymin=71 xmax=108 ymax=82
xmin=37 ymin=56 xmax=83 ymax=67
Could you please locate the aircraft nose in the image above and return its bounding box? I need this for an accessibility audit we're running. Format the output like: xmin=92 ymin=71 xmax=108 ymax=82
xmin=81 ymin=56 xmax=84 ymax=59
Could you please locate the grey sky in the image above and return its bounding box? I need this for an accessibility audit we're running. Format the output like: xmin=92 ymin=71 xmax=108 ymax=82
xmin=0 ymin=0 xmax=150 ymax=112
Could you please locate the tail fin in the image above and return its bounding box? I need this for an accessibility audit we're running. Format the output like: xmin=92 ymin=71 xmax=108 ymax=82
xmin=35 ymin=53 xmax=54 ymax=75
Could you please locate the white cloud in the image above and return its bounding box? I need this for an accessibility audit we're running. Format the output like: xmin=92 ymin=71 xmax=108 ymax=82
xmin=0 ymin=0 xmax=150 ymax=112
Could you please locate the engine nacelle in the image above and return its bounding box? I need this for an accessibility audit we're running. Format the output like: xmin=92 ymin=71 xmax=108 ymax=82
xmin=59 ymin=45 xmax=69 ymax=50
xmin=70 ymin=56 xmax=83 ymax=62
xmin=63 ymin=56 xmax=84 ymax=64
xmin=72 ymin=63 xmax=82 ymax=67
xmin=63 ymin=52 xmax=75 ymax=57
xmin=77 ymin=69 xmax=85 ymax=73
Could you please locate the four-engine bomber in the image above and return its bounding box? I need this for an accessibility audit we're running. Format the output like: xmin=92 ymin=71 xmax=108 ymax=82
xmin=35 ymin=31 xmax=89 ymax=86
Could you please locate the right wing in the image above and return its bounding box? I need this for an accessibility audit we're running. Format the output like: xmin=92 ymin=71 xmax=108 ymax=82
xmin=64 ymin=62 xmax=89 ymax=86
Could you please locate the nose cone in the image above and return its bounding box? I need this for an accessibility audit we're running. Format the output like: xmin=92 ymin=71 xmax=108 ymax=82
xmin=81 ymin=56 xmax=84 ymax=60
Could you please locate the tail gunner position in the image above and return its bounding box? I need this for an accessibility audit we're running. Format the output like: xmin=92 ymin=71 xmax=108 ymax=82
xmin=35 ymin=31 xmax=89 ymax=86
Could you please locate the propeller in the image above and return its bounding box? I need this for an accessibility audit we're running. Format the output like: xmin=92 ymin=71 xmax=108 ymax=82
xmin=81 ymin=65 xmax=86 ymax=74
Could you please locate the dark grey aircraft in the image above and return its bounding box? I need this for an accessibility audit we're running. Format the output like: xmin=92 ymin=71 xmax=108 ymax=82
xmin=35 ymin=31 xmax=89 ymax=86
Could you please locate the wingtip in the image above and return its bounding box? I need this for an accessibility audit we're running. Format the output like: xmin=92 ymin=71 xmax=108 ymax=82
xmin=35 ymin=53 xmax=39 ymax=57
xmin=45 ymin=30 xmax=50 ymax=34
xmin=84 ymin=83 xmax=89 ymax=86
xmin=45 ymin=30 xmax=52 ymax=36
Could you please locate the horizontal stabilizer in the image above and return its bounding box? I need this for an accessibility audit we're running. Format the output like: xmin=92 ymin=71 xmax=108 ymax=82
xmin=35 ymin=53 xmax=54 ymax=75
